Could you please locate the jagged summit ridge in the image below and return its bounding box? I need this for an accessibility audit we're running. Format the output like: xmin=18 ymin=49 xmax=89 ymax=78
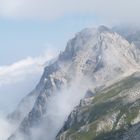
xmin=59 ymin=25 xmax=140 ymax=78
xmin=59 ymin=26 xmax=112 ymax=61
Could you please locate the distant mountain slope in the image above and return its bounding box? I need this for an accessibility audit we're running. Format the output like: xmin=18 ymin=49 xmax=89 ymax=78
xmin=113 ymin=26 xmax=140 ymax=48
xmin=8 ymin=26 xmax=140 ymax=140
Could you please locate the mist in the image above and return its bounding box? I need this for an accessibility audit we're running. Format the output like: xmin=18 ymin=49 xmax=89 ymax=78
xmin=30 ymin=76 xmax=93 ymax=140
xmin=0 ymin=115 xmax=16 ymax=140
xmin=0 ymin=48 xmax=58 ymax=140
xmin=0 ymin=48 xmax=58 ymax=114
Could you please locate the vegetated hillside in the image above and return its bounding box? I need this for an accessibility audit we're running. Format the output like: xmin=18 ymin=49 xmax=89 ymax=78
xmin=57 ymin=73 xmax=140 ymax=140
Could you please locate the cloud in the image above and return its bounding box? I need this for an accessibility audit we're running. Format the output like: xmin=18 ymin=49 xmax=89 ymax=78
xmin=0 ymin=47 xmax=58 ymax=113
xmin=0 ymin=114 xmax=16 ymax=140
xmin=0 ymin=47 xmax=57 ymax=87
xmin=0 ymin=47 xmax=59 ymax=140
xmin=0 ymin=0 xmax=139 ymax=24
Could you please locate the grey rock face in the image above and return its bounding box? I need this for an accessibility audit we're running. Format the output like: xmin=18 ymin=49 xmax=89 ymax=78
xmin=8 ymin=26 xmax=140 ymax=140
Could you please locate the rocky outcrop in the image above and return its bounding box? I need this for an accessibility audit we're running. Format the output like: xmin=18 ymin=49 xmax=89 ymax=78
xmin=57 ymin=73 xmax=140 ymax=140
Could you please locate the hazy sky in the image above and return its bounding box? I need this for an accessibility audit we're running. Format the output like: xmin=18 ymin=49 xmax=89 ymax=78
xmin=0 ymin=15 xmax=100 ymax=65
xmin=0 ymin=0 xmax=140 ymax=113
xmin=0 ymin=0 xmax=139 ymax=65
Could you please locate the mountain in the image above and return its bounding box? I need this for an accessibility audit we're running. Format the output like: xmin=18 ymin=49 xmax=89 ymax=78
xmin=113 ymin=26 xmax=140 ymax=48
xmin=7 ymin=26 xmax=140 ymax=140
xmin=57 ymin=73 xmax=140 ymax=140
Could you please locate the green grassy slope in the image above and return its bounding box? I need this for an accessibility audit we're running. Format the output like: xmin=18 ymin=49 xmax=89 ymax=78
xmin=57 ymin=73 xmax=140 ymax=140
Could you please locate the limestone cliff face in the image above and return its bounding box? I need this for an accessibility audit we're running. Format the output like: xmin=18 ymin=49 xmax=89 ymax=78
xmin=8 ymin=26 xmax=140 ymax=140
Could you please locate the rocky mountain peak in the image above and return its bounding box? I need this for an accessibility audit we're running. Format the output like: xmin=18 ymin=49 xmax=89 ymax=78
xmin=59 ymin=25 xmax=139 ymax=65
xmin=7 ymin=26 xmax=140 ymax=140
xmin=59 ymin=26 xmax=109 ymax=60
xmin=58 ymin=26 xmax=140 ymax=82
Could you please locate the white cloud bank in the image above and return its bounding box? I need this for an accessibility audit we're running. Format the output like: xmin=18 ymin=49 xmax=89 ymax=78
xmin=0 ymin=0 xmax=139 ymax=24
xmin=0 ymin=116 xmax=16 ymax=140
xmin=0 ymin=47 xmax=58 ymax=113
xmin=0 ymin=48 xmax=57 ymax=87
xmin=0 ymin=46 xmax=59 ymax=140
